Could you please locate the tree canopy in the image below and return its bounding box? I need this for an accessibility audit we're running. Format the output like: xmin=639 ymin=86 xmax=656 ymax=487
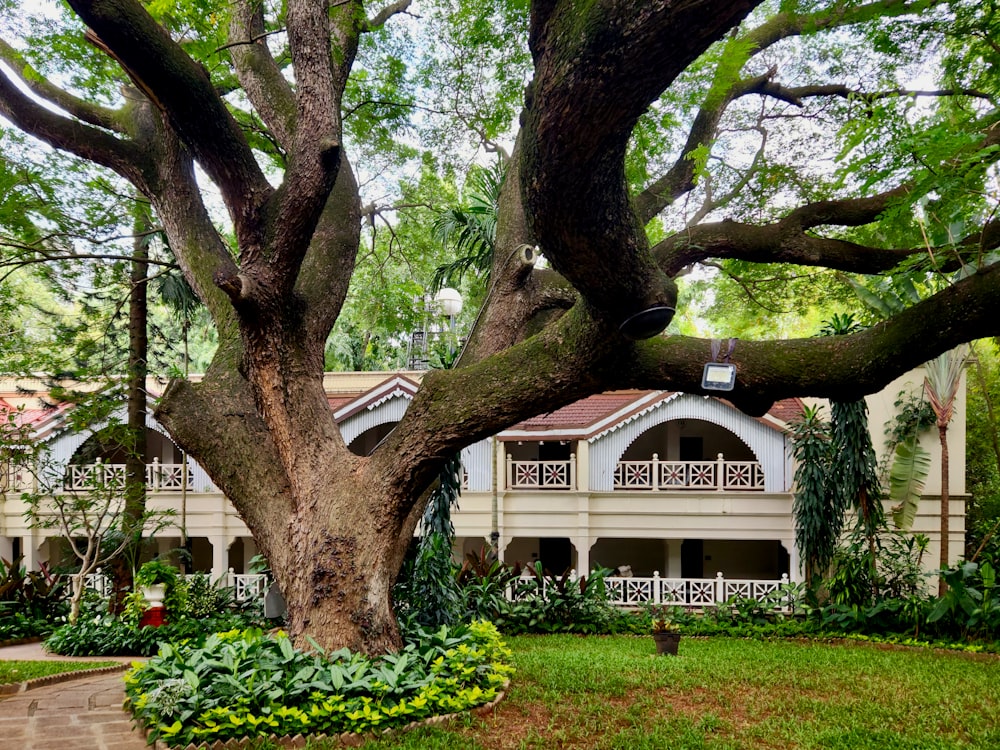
xmin=1 ymin=0 xmax=999 ymax=653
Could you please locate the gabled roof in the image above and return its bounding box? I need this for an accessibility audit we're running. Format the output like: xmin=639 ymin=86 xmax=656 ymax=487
xmin=0 ymin=396 xmax=72 ymax=441
xmin=498 ymin=391 xmax=805 ymax=441
xmin=331 ymin=375 xmax=420 ymax=422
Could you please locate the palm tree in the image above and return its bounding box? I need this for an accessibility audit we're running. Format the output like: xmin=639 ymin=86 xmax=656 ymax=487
xmin=431 ymin=158 xmax=505 ymax=293
xmin=924 ymin=346 xmax=969 ymax=594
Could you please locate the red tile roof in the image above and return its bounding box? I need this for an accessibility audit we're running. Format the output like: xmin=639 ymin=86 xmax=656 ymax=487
xmin=768 ymin=398 xmax=806 ymax=424
xmin=509 ymin=391 xmax=653 ymax=432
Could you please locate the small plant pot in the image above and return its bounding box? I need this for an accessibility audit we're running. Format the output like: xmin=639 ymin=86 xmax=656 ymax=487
xmin=141 ymin=584 xmax=166 ymax=608
xmin=653 ymin=631 xmax=681 ymax=656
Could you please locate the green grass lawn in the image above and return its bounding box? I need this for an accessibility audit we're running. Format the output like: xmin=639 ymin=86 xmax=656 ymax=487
xmin=343 ymin=635 xmax=1000 ymax=750
xmin=0 ymin=659 xmax=118 ymax=684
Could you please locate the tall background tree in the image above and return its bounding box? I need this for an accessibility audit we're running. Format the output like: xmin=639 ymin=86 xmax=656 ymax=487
xmin=2 ymin=0 xmax=1000 ymax=653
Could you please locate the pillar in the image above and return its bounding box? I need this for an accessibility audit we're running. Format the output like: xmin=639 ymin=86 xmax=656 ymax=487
xmin=572 ymin=536 xmax=591 ymax=574
xmin=667 ymin=540 xmax=682 ymax=578
xmin=210 ymin=535 xmax=229 ymax=581
xmin=781 ymin=538 xmax=800 ymax=583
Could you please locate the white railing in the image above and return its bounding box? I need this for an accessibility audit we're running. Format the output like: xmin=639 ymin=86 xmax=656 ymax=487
xmin=62 ymin=458 xmax=195 ymax=492
xmin=84 ymin=569 xmax=113 ymax=598
xmin=81 ymin=569 xmax=270 ymax=602
xmin=511 ymin=571 xmax=792 ymax=609
xmin=614 ymin=453 xmax=764 ymax=491
xmin=228 ymin=571 xmax=270 ymax=602
xmin=507 ymin=454 xmax=576 ymax=490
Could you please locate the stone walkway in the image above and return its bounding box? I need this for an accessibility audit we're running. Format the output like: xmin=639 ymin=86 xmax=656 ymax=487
xmin=0 ymin=642 xmax=148 ymax=749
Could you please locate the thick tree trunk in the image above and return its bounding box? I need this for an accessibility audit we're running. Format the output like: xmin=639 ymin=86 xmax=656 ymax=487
xmin=276 ymin=479 xmax=421 ymax=654
xmin=155 ymin=350 xmax=424 ymax=653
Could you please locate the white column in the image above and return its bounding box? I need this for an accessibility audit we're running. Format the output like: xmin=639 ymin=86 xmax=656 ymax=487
xmin=22 ymin=533 xmax=39 ymax=570
xmin=0 ymin=537 xmax=12 ymax=561
xmin=575 ymin=441 xmax=590 ymax=492
xmin=667 ymin=540 xmax=682 ymax=578
xmin=210 ymin=535 xmax=229 ymax=580
xmin=572 ymin=535 xmax=591 ymax=574
xmin=782 ymin=539 xmax=800 ymax=583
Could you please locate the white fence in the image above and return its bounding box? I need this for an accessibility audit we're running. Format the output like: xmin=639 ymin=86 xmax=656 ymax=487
xmin=83 ymin=569 xmax=792 ymax=609
xmin=505 ymin=454 xmax=765 ymax=492
xmin=511 ymin=571 xmax=793 ymax=608
xmin=507 ymin=456 xmax=577 ymax=490
xmin=83 ymin=568 xmax=270 ymax=602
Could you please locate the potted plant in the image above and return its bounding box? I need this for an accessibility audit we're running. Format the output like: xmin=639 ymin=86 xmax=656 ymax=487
xmin=649 ymin=604 xmax=682 ymax=656
xmin=134 ymin=559 xmax=179 ymax=610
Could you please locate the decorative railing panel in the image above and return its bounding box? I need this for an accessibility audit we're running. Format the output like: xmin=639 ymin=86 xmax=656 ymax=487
xmin=506 ymin=455 xmax=576 ymax=490
xmin=62 ymin=459 xmax=195 ymax=492
xmin=81 ymin=569 xmax=271 ymax=603
xmin=614 ymin=454 xmax=764 ymax=491
xmin=508 ymin=571 xmax=793 ymax=609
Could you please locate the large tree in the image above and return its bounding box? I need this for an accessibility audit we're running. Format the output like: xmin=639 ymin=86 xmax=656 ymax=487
xmin=2 ymin=0 xmax=1000 ymax=654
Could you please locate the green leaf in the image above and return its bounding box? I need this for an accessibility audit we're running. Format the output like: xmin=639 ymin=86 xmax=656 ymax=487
xmin=889 ymin=437 xmax=930 ymax=530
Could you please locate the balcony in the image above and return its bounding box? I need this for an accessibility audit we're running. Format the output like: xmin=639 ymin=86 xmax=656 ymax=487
xmin=62 ymin=459 xmax=195 ymax=493
xmin=505 ymin=453 xmax=764 ymax=492
xmin=615 ymin=454 xmax=764 ymax=491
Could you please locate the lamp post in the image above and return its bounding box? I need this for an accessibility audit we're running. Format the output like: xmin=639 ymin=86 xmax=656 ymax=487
xmin=435 ymin=287 xmax=462 ymax=326
xmin=434 ymin=287 xmax=463 ymax=358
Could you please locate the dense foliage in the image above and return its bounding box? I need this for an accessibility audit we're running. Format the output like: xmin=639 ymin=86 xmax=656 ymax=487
xmin=43 ymin=573 xmax=271 ymax=656
xmin=0 ymin=556 xmax=67 ymax=642
xmin=124 ymin=621 xmax=513 ymax=748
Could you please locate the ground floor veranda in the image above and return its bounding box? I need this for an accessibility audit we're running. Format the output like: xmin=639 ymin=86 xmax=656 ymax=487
xmin=0 ymin=487 xmax=966 ymax=587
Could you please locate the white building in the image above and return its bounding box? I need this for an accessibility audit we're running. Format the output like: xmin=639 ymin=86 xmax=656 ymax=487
xmin=0 ymin=367 xmax=966 ymax=584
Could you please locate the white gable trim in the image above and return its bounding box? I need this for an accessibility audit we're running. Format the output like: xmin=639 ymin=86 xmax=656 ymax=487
xmin=588 ymin=393 xmax=791 ymax=492
xmin=498 ymin=391 xmax=671 ymax=441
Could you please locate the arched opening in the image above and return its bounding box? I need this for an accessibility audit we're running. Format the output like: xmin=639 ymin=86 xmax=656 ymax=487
xmin=620 ymin=418 xmax=756 ymax=463
xmin=347 ymin=423 xmax=396 ymax=457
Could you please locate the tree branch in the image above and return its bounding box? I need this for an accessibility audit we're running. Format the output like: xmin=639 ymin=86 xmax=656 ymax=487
xmin=0 ymin=39 xmax=122 ymax=132
xmin=67 ymin=0 xmax=273 ymax=243
xmin=632 ymin=262 xmax=1000 ymax=414
xmin=228 ymin=0 xmax=296 ymax=149
xmin=521 ymin=0 xmax=762 ymax=332
xmin=0 ymin=64 xmax=142 ymax=178
xmin=364 ymin=0 xmax=413 ymax=31
xmin=632 ymin=0 xmax=946 ymax=224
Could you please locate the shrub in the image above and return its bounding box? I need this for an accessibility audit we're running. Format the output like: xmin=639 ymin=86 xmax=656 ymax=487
xmin=0 ymin=556 xmax=68 ymax=626
xmin=124 ymin=621 xmax=514 ymax=748
xmin=44 ymin=611 xmax=262 ymax=656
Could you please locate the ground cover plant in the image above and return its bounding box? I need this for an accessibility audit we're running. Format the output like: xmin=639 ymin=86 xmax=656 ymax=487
xmin=310 ymin=635 xmax=997 ymax=750
xmin=123 ymin=621 xmax=514 ymax=748
xmin=0 ymin=659 xmax=117 ymax=684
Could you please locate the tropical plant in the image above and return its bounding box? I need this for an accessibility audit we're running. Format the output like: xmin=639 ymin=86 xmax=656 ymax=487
xmin=888 ymin=436 xmax=932 ymax=530
xmin=924 ymin=346 xmax=970 ymax=594
xmin=134 ymin=558 xmax=180 ymax=588
xmin=788 ymin=404 xmax=835 ymax=585
xmin=820 ymin=315 xmax=885 ymax=588
xmin=431 ymin=158 xmax=505 ymax=293
xmin=928 ymin=560 xmax=1000 ymax=639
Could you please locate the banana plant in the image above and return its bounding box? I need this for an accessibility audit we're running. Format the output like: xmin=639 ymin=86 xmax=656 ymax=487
xmin=889 ymin=436 xmax=931 ymax=530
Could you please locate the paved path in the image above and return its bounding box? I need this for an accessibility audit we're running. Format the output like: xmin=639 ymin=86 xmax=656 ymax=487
xmin=0 ymin=642 xmax=149 ymax=749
